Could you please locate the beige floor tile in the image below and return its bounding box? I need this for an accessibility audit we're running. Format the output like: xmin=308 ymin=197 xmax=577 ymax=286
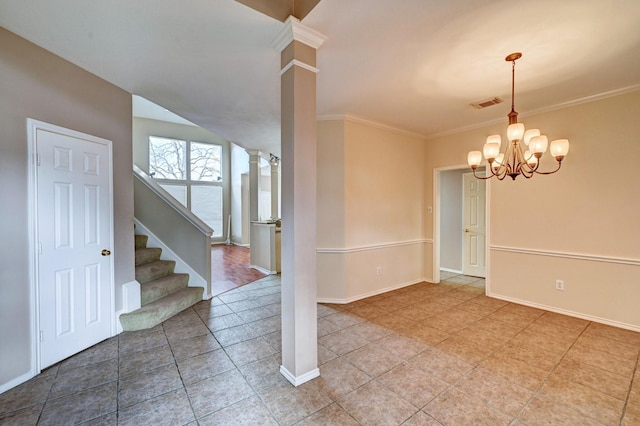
xmin=0 ymin=403 xmax=43 ymax=425
xmin=345 ymin=303 xmax=388 ymax=320
xmin=186 ymin=369 xmax=255 ymax=419
xmin=237 ymin=353 xmax=290 ymax=393
xmin=574 ymin=332 xmax=640 ymax=361
xmin=296 ymin=402 xmax=360 ymax=425
xmin=260 ymin=380 xmax=333 ymax=425
xmin=176 ymin=348 xmax=235 ymax=385
xmin=49 ymin=358 xmax=118 ymax=400
xmin=454 ymin=367 xmax=532 ymax=416
xmin=344 ymin=342 xmax=405 ymax=377
xmin=118 ymin=342 xmax=174 ymax=377
xmin=481 ymin=352 xmax=549 ymax=391
xmin=213 ymin=323 xmax=261 ymax=347
xmin=197 ymin=395 xmax=277 ymax=425
xmin=169 ymin=332 xmax=221 ymax=361
xmin=519 ymin=396 xmax=606 ymax=426
xmin=317 ymin=358 xmax=371 ymax=399
xmin=317 ymin=342 xmax=339 ymax=365
xmin=534 ymin=311 xmax=589 ymax=332
xmin=436 ymin=336 xmax=495 ymax=365
xmin=553 ymin=357 xmax=631 ymax=401
xmin=58 ymin=337 xmax=118 ymax=371
xmin=377 ymin=363 xmax=449 ymax=408
xmin=466 ymin=295 xmax=509 ymax=310
xmin=225 ymin=336 xmax=277 ymax=366
xmin=338 ymin=380 xmax=417 ymax=426
xmin=410 ymin=348 xmax=473 ymax=384
xmin=38 ymin=382 xmax=117 ymax=426
xmin=317 ymin=326 xmax=370 ymax=356
xmin=393 ymin=304 xmax=437 ymax=322
xmin=205 ymin=312 xmax=245 ymax=332
xmin=323 ymin=311 xmax=366 ymax=329
xmin=424 ymin=387 xmax=512 ymax=426
xmin=248 ymin=315 xmax=281 ymax=336
xmin=118 ymin=388 xmax=194 ymax=426
xmin=118 ymin=363 xmax=182 ymax=408
xmin=487 ymin=309 xmax=535 ymax=329
xmin=375 ymin=333 xmax=431 ymax=360
xmin=623 ymin=404 xmax=640 ymax=426
xmin=472 ymin=316 xmax=524 ymax=338
xmin=585 ymin=322 xmax=640 ymax=345
xmin=118 ymin=327 xmax=168 ymax=354
xmin=317 ymin=317 xmax=343 ymax=337
xmin=348 ymin=320 xmax=395 ymax=342
xmin=509 ymin=328 xmax=575 ymax=356
xmin=497 ymin=303 xmax=545 ymax=320
xmin=402 ymin=325 xmax=451 ymax=346
xmin=402 ymin=411 xmax=444 ymax=425
xmin=539 ymin=373 xmax=624 ymax=424
xmin=0 ymin=374 xmax=54 ymax=414
xmin=493 ymin=341 xmax=562 ymax=372
xmin=524 ymin=319 xmax=584 ymax=342
xmin=456 ymin=300 xmax=502 ymax=317
xmin=565 ymin=345 xmax=636 ymax=378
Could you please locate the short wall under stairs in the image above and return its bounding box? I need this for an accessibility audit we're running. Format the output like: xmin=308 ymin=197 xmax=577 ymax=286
xmin=119 ymin=234 xmax=203 ymax=331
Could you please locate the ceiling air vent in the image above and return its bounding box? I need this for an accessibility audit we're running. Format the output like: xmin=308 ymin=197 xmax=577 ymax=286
xmin=470 ymin=97 xmax=504 ymax=109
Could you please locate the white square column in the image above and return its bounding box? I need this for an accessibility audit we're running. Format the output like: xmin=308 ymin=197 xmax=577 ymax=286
xmin=272 ymin=17 xmax=326 ymax=386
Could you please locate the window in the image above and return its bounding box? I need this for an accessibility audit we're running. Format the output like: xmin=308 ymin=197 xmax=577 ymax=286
xmin=149 ymin=136 xmax=223 ymax=237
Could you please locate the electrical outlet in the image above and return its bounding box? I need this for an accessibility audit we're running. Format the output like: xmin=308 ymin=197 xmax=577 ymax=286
xmin=376 ymin=266 xmax=382 ymax=275
xmin=555 ymin=279 xmax=565 ymax=291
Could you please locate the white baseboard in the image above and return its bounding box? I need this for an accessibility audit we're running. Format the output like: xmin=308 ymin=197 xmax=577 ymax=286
xmin=317 ymin=278 xmax=424 ymax=304
xmin=440 ymin=268 xmax=463 ymax=274
xmin=0 ymin=369 xmax=38 ymax=395
xmin=487 ymin=292 xmax=640 ymax=333
xmin=250 ymin=264 xmax=277 ymax=275
xmin=279 ymin=365 xmax=320 ymax=387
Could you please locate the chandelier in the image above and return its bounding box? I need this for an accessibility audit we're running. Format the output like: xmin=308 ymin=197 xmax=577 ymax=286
xmin=467 ymin=52 xmax=570 ymax=180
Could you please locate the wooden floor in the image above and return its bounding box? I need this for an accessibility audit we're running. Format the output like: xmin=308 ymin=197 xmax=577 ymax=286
xmin=211 ymin=244 xmax=266 ymax=296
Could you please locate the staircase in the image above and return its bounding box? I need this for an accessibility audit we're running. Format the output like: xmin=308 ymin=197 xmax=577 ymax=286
xmin=119 ymin=234 xmax=203 ymax=331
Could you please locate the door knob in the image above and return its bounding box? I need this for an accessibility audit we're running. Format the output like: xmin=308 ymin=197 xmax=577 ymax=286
xmin=101 ymin=249 xmax=111 ymax=256
xmin=464 ymin=229 xmax=470 ymax=233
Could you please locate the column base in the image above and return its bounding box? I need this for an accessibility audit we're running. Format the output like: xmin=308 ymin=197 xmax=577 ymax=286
xmin=279 ymin=365 xmax=320 ymax=387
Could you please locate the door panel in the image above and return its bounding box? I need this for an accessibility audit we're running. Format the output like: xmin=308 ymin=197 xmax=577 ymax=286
xmin=463 ymin=172 xmax=486 ymax=277
xmin=36 ymin=125 xmax=113 ymax=368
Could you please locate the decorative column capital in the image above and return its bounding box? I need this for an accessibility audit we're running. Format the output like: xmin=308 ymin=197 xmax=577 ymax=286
xmin=271 ymin=16 xmax=327 ymax=53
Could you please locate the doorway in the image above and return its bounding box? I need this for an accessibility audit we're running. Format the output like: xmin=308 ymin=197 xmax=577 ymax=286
xmin=434 ymin=166 xmax=488 ymax=284
xmin=29 ymin=119 xmax=115 ymax=369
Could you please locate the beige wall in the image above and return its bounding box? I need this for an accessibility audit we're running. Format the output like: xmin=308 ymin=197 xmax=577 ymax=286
xmin=317 ymin=119 xmax=427 ymax=302
xmin=425 ymin=91 xmax=640 ymax=330
xmin=0 ymin=28 xmax=133 ymax=388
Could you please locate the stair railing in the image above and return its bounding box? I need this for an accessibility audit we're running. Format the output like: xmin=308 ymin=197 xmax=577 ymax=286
xmin=133 ymin=165 xmax=212 ymax=298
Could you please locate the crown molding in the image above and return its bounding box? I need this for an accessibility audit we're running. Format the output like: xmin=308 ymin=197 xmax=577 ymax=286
xmin=425 ymin=83 xmax=640 ymax=140
xmin=271 ymin=15 xmax=327 ymax=52
xmin=280 ymin=59 xmax=319 ymax=75
xmin=317 ymin=114 xmax=425 ymax=139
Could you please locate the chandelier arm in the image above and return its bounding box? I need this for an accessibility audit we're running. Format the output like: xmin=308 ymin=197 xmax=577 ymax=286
xmin=533 ymin=161 xmax=563 ymax=175
xmin=471 ymin=168 xmax=494 ymax=180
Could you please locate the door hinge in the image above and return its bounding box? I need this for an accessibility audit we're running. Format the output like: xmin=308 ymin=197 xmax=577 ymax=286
xmin=40 ymin=331 xmax=44 ymax=342
xmin=36 ymin=153 xmax=41 ymax=166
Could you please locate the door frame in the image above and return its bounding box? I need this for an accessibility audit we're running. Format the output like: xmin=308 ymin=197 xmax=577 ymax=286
xmin=433 ymin=164 xmax=491 ymax=288
xmin=27 ymin=118 xmax=116 ymax=374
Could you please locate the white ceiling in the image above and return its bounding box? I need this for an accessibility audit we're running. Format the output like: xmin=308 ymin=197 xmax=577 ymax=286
xmin=2 ymin=0 xmax=640 ymax=156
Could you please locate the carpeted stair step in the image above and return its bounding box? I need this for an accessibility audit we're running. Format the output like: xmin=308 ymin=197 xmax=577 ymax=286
xmin=135 ymin=234 xmax=148 ymax=250
xmin=135 ymin=260 xmax=175 ymax=284
xmin=119 ymin=286 xmax=204 ymax=331
xmin=141 ymin=273 xmax=190 ymax=305
xmin=135 ymin=247 xmax=162 ymax=266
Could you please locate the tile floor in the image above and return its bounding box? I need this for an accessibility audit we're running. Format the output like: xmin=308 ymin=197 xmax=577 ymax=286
xmin=1 ymin=272 xmax=640 ymax=425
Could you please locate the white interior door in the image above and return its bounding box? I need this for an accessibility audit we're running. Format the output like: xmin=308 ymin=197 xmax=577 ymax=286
xmin=34 ymin=122 xmax=113 ymax=368
xmin=462 ymin=172 xmax=486 ymax=278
